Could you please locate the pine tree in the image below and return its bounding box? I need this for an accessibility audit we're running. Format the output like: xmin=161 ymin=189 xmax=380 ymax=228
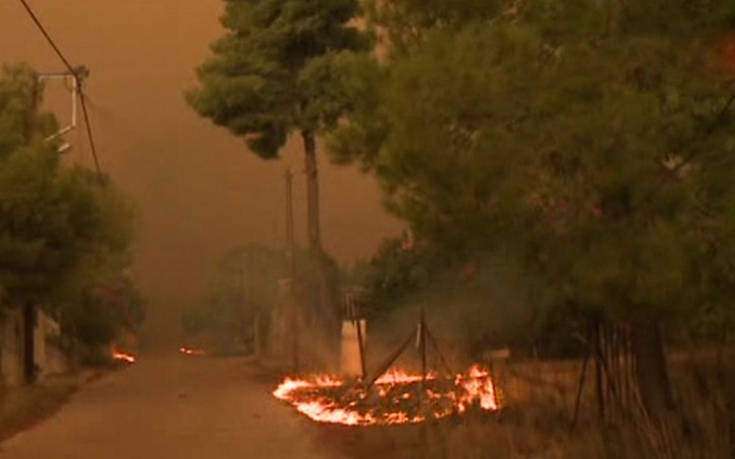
xmin=187 ymin=0 xmax=371 ymax=365
xmin=333 ymin=0 xmax=735 ymax=417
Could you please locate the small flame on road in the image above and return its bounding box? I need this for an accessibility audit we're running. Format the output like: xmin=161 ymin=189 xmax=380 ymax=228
xmin=273 ymin=365 xmax=498 ymax=426
xmin=112 ymin=350 xmax=136 ymax=364
xmin=179 ymin=347 xmax=207 ymax=356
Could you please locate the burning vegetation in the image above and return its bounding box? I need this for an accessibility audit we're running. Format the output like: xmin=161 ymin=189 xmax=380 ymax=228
xmin=273 ymin=366 xmax=498 ymax=426
xmin=112 ymin=350 xmax=136 ymax=364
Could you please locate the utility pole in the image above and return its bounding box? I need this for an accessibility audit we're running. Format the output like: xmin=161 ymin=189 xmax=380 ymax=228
xmin=285 ymin=168 xmax=296 ymax=279
xmin=249 ymin=251 xmax=261 ymax=358
xmin=238 ymin=253 xmax=246 ymax=352
xmin=285 ymin=168 xmax=299 ymax=371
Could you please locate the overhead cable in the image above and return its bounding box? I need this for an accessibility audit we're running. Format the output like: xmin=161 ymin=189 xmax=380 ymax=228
xmin=18 ymin=0 xmax=103 ymax=178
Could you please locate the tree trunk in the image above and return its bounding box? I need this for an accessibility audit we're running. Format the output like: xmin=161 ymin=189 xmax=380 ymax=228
xmin=302 ymin=130 xmax=321 ymax=254
xmin=302 ymin=130 xmax=340 ymax=368
xmin=23 ymin=303 xmax=36 ymax=384
xmin=631 ymin=318 xmax=675 ymax=419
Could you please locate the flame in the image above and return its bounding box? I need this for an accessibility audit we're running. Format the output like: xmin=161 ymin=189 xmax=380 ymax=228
xmin=374 ymin=368 xmax=437 ymax=385
xmin=112 ymin=350 xmax=136 ymax=364
xmin=179 ymin=346 xmax=206 ymax=356
xmin=273 ymin=365 xmax=498 ymax=426
xmin=456 ymin=365 xmax=498 ymax=412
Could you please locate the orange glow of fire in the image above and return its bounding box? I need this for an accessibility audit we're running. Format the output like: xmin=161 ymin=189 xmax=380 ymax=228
xmin=112 ymin=351 xmax=136 ymax=364
xmin=179 ymin=347 xmax=207 ymax=356
xmin=273 ymin=365 xmax=498 ymax=426
xmin=374 ymin=367 xmax=438 ymax=385
xmin=455 ymin=366 xmax=498 ymax=412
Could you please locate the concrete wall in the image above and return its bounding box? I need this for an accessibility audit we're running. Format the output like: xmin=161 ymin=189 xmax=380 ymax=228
xmin=1 ymin=308 xmax=69 ymax=387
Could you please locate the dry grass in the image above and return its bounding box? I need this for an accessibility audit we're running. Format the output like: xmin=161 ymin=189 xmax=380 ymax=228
xmin=316 ymin=350 xmax=734 ymax=459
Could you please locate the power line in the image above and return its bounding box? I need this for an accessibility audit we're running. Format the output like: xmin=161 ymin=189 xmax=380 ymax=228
xmin=18 ymin=0 xmax=103 ymax=178
xmin=78 ymin=88 xmax=102 ymax=177
xmin=17 ymin=0 xmax=75 ymax=73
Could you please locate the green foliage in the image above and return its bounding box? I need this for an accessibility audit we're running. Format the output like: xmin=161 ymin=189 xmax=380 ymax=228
xmin=186 ymin=0 xmax=371 ymax=157
xmin=0 ymin=64 xmax=142 ymax=347
xmin=363 ymin=0 xmax=501 ymax=56
xmin=62 ymin=291 xmax=119 ymax=347
xmin=0 ymin=147 xmax=137 ymax=308
xmin=354 ymin=238 xmax=567 ymax=355
xmin=333 ymin=1 xmax=735 ymax=340
xmin=353 ymin=237 xmax=446 ymax=318
xmin=0 ymin=64 xmax=57 ymax=157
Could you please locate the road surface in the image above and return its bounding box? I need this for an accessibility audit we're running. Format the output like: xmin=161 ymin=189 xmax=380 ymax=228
xmin=1 ymin=355 xmax=337 ymax=459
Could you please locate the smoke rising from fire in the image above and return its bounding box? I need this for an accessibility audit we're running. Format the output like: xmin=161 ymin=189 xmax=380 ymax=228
xmin=362 ymin=250 xmax=552 ymax=370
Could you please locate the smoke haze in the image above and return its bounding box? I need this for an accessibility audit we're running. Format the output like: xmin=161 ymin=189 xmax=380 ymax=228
xmin=0 ymin=0 xmax=401 ymax=344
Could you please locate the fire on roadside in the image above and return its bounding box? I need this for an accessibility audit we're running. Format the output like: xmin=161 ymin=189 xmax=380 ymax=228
xmin=112 ymin=350 xmax=136 ymax=364
xmin=273 ymin=365 xmax=499 ymax=426
xmin=179 ymin=346 xmax=207 ymax=356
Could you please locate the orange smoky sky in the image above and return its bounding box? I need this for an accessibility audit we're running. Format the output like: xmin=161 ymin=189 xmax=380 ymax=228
xmin=0 ymin=0 xmax=401 ymax=344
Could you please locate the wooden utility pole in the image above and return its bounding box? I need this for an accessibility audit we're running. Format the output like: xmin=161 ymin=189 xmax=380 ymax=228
xmin=285 ymin=169 xmax=296 ymax=279
xmin=285 ymin=168 xmax=299 ymax=371
xmin=248 ymin=251 xmax=262 ymax=358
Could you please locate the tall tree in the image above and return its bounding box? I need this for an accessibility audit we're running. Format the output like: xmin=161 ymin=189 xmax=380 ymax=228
xmin=332 ymin=0 xmax=735 ymax=417
xmin=187 ymin=0 xmax=370 ymax=363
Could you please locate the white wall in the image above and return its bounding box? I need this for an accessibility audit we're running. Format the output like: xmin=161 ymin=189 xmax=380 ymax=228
xmin=1 ymin=308 xmax=68 ymax=387
xmin=35 ymin=310 xmax=65 ymax=379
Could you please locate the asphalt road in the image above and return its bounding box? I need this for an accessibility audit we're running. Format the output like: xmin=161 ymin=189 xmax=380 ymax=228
xmin=1 ymin=355 xmax=336 ymax=459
